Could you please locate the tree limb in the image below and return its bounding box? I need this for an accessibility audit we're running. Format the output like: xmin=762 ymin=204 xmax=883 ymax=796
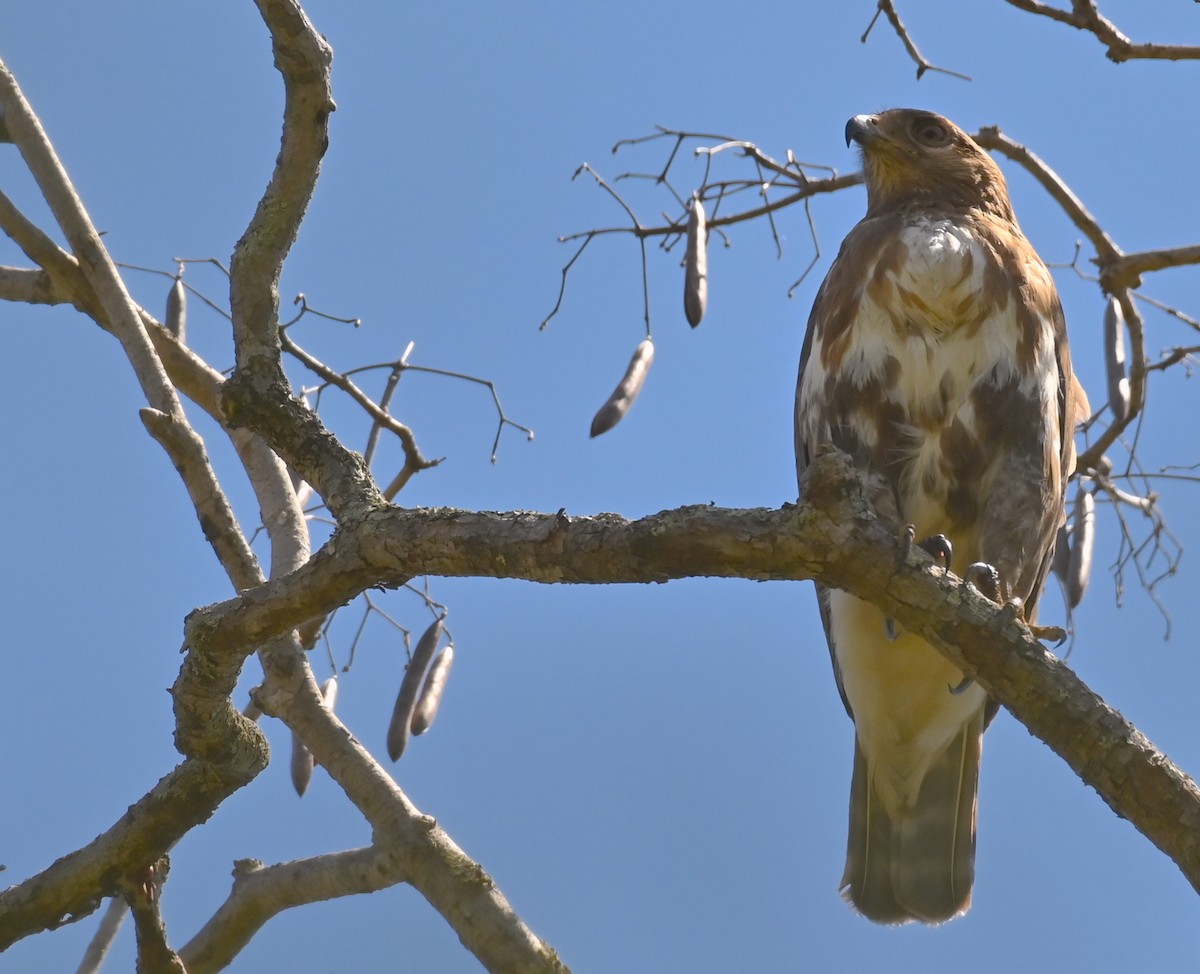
xmin=178 ymin=449 xmax=1200 ymax=898
xmin=1003 ymin=0 xmax=1200 ymax=62
xmin=228 ymin=0 xmax=334 ymax=375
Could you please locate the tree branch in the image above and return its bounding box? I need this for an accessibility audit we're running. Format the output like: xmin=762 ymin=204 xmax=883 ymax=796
xmin=178 ymin=450 xmax=1200 ymax=897
xmin=862 ymin=0 xmax=971 ymax=80
xmin=1003 ymin=0 xmax=1200 ymax=62
xmin=178 ymin=850 xmax=403 ymax=973
xmin=220 ymin=0 xmax=383 ymax=524
xmin=228 ymin=0 xmax=334 ymax=375
xmin=0 ymin=265 xmax=62 ymax=304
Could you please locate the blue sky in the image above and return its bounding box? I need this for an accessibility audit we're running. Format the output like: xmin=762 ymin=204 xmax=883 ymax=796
xmin=3 ymin=2 xmax=1200 ymax=971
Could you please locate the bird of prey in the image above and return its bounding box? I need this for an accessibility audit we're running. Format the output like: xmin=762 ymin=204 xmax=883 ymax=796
xmin=794 ymin=109 xmax=1087 ymax=923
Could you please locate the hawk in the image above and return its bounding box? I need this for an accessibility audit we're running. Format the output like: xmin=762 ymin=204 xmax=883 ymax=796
xmin=794 ymin=110 xmax=1087 ymax=923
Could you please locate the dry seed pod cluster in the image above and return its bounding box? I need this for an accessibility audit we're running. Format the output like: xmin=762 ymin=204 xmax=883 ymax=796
xmin=165 ymin=275 xmax=187 ymax=342
xmin=590 ymin=338 xmax=654 ymax=438
xmin=411 ymin=644 xmax=455 ymax=736
xmin=1104 ymin=296 xmax=1130 ymax=423
xmin=386 ymin=617 xmax=445 ymax=761
xmin=291 ymin=676 xmax=339 ymax=797
xmin=683 ymin=195 xmax=708 ymax=328
xmin=1065 ymin=486 xmax=1095 ymax=609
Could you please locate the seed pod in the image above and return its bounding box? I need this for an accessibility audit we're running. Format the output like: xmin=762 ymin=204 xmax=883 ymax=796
xmin=1103 ymin=296 xmax=1129 ymax=424
xmin=290 ymin=677 xmax=339 ymax=796
xmin=589 ymin=338 xmax=654 ymax=438
xmin=683 ymin=196 xmax=708 ymax=328
xmin=321 ymin=675 xmax=339 ymax=711
xmin=165 ymin=276 xmax=187 ymax=342
xmin=386 ymin=616 xmax=444 ymax=761
xmin=290 ymin=728 xmax=314 ymax=796
xmin=1066 ymin=487 xmax=1095 ymax=608
xmin=242 ymin=697 xmax=262 ymax=722
xmin=411 ymin=645 xmax=455 ymax=736
xmin=1051 ymin=522 xmax=1071 ymax=587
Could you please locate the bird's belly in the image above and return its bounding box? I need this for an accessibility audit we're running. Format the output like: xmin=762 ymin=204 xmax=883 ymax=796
xmin=829 ymin=588 xmax=986 ymax=815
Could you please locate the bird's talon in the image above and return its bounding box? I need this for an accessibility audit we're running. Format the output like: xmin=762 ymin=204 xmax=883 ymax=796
xmin=898 ymin=523 xmax=916 ymax=562
xmin=1030 ymin=623 xmax=1068 ymax=646
xmin=917 ymin=533 xmax=953 ymax=571
xmin=949 ymin=676 xmax=974 ymax=695
xmin=884 ymin=617 xmax=900 ymax=641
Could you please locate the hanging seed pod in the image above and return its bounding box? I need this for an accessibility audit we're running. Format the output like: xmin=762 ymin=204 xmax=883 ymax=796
xmin=1065 ymin=487 xmax=1095 ymax=609
xmin=321 ymin=675 xmax=339 ymax=711
xmin=290 ymin=729 xmax=314 ymax=796
xmin=386 ymin=616 xmax=444 ymax=761
xmin=290 ymin=677 xmax=339 ymax=796
xmin=165 ymin=276 xmax=187 ymax=342
xmin=683 ymin=195 xmax=708 ymax=328
xmin=1051 ymin=523 xmax=1071 ymax=587
xmin=590 ymin=338 xmax=654 ymax=438
xmin=1103 ymin=296 xmax=1129 ymax=424
xmin=411 ymin=645 xmax=455 ymax=736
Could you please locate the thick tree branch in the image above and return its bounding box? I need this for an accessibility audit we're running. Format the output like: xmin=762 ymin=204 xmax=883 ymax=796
xmin=0 ymin=751 xmax=265 ymax=950
xmin=221 ymin=0 xmax=383 ymax=524
xmin=179 ymin=450 xmax=1200 ymax=898
xmin=229 ymin=0 xmax=333 ymax=375
xmin=0 ymin=265 xmax=60 ymax=304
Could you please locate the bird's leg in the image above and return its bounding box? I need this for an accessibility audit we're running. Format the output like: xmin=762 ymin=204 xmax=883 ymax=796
xmin=887 ymin=529 xmax=954 ymax=639
xmin=963 ymin=561 xmax=1067 ymax=645
xmin=963 ymin=561 xmax=1002 ymax=602
xmin=885 ymin=525 xmax=916 ymax=639
xmin=951 ymin=561 xmax=1007 ymax=698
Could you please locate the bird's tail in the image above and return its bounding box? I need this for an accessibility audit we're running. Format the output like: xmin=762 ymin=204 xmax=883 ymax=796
xmin=840 ymin=709 xmax=984 ymax=924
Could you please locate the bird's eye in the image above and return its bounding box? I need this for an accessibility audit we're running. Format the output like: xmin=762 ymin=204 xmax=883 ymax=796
xmin=912 ymin=119 xmax=950 ymax=146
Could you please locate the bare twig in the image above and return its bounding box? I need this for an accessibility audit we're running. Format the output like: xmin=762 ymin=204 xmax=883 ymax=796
xmin=862 ymin=0 xmax=972 ymax=80
xmin=1147 ymin=346 xmax=1200 ymax=374
xmin=1092 ymin=465 xmax=1182 ymax=637
xmin=376 ymin=360 xmax=535 ymax=464
xmin=1003 ymin=0 xmax=1200 ymax=62
xmin=546 ymin=131 xmax=861 ymax=329
xmin=574 ymin=162 xmax=652 ymax=335
xmin=279 ymin=329 xmax=437 ymax=481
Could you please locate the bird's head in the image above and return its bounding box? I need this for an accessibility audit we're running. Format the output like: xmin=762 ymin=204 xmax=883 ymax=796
xmin=845 ymin=109 xmax=1013 ymax=221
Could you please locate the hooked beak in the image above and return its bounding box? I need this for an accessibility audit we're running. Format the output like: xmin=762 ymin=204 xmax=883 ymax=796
xmin=845 ymin=114 xmax=880 ymax=148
